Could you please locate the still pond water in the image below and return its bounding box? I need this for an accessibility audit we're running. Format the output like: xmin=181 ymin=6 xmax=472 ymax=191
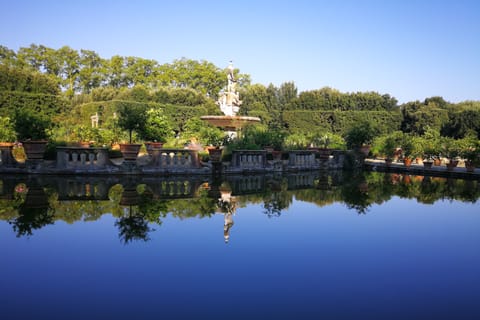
xmin=1 ymin=171 xmax=479 ymax=319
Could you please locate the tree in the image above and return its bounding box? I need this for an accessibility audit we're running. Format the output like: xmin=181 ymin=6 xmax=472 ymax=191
xmin=116 ymin=102 xmax=148 ymax=143
xmin=142 ymin=108 xmax=174 ymax=143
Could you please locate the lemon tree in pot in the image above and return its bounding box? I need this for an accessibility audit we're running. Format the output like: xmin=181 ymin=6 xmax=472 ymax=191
xmin=14 ymin=109 xmax=52 ymax=160
xmin=117 ymin=102 xmax=147 ymax=161
xmin=142 ymin=108 xmax=174 ymax=155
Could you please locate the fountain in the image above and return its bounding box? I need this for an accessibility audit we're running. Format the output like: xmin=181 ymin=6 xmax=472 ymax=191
xmin=201 ymin=62 xmax=260 ymax=138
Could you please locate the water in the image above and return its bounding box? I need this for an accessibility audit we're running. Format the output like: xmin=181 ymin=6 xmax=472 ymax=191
xmin=0 ymin=172 xmax=479 ymax=319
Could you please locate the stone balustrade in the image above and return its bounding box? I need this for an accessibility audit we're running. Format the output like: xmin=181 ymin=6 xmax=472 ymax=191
xmin=288 ymin=150 xmax=317 ymax=169
xmin=0 ymin=143 xmax=15 ymax=166
xmin=230 ymin=150 xmax=267 ymax=170
xmin=150 ymin=149 xmax=200 ymax=169
xmin=56 ymin=147 xmax=109 ymax=169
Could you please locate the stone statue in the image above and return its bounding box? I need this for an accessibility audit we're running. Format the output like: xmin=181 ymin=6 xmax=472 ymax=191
xmin=217 ymin=61 xmax=242 ymax=116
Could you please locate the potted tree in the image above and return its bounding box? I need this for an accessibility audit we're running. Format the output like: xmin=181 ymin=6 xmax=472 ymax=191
xmin=201 ymin=126 xmax=226 ymax=163
xmin=141 ymin=108 xmax=173 ymax=155
xmin=309 ymin=132 xmax=332 ymax=160
xmin=462 ymin=148 xmax=479 ymax=172
xmin=378 ymin=135 xmax=397 ymax=166
xmin=0 ymin=116 xmax=17 ymax=165
xmin=14 ymin=109 xmax=52 ymax=160
xmin=117 ymin=102 xmax=147 ymax=161
xmin=459 ymin=134 xmax=479 ymax=172
xmin=345 ymin=121 xmax=377 ymax=156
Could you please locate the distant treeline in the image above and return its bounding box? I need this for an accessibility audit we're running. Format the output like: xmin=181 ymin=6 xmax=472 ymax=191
xmin=1 ymin=44 xmax=480 ymax=140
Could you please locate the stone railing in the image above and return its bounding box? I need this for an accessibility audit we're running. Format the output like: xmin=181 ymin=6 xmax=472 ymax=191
xmin=230 ymin=150 xmax=267 ymax=170
xmin=149 ymin=149 xmax=200 ymax=169
xmin=288 ymin=150 xmax=317 ymax=169
xmin=56 ymin=147 xmax=109 ymax=169
xmin=0 ymin=143 xmax=15 ymax=166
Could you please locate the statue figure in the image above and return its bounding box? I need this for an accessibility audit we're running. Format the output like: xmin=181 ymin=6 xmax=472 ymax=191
xmin=217 ymin=61 xmax=242 ymax=116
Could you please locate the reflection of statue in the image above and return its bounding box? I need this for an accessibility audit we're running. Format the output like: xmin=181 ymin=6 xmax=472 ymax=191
xmin=218 ymin=186 xmax=236 ymax=243
xmin=217 ymin=61 xmax=242 ymax=116
xmin=224 ymin=212 xmax=234 ymax=243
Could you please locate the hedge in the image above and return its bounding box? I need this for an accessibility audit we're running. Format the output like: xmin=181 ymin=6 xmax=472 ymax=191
xmin=74 ymin=100 xmax=210 ymax=133
xmin=0 ymin=90 xmax=68 ymax=117
xmin=283 ymin=110 xmax=402 ymax=135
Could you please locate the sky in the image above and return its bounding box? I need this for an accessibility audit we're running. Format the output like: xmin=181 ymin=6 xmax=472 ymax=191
xmin=1 ymin=0 xmax=479 ymax=104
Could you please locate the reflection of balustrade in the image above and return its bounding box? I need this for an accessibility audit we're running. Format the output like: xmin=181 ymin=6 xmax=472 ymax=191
xmin=56 ymin=179 xmax=110 ymax=200
xmin=151 ymin=149 xmax=200 ymax=169
xmin=228 ymin=175 xmax=265 ymax=195
xmin=56 ymin=147 xmax=109 ymax=169
xmin=287 ymin=174 xmax=316 ymax=189
xmin=147 ymin=180 xmax=194 ymax=198
xmin=231 ymin=150 xmax=267 ymax=169
xmin=288 ymin=151 xmax=317 ymax=169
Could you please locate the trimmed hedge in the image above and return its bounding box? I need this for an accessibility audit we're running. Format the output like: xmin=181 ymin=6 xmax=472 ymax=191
xmin=0 ymin=90 xmax=68 ymax=117
xmin=283 ymin=110 xmax=402 ymax=135
xmin=74 ymin=100 xmax=210 ymax=133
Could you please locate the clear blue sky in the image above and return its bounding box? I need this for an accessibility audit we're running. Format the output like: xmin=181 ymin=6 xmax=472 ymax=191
xmin=1 ymin=0 xmax=479 ymax=103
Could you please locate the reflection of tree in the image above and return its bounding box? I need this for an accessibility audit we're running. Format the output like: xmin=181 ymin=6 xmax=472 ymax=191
xmin=340 ymin=172 xmax=372 ymax=214
xmin=263 ymin=178 xmax=292 ymax=218
xmin=9 ymin=186 xmax=54 ymax=237
xmin=115 ymin=207 xmax=153 ymax=245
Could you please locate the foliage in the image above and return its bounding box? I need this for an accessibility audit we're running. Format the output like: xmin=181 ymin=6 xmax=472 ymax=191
xmin=400 ymin=98 xmax=450 ymax=135
xmin=282 ymin=110 xmax=401 ymax=137
xmin=116 ymin=101 xmax=148 ymax=143
xmin=0 ymin=64 xmax=59 ymax=94
xmin=0 ymin=116 xmax=16 ymax=142
xmin=344 ymin=120 xmax=378 ymax=149
xmin=371 ymin=131 xmax=403 ymax=158
xmin=14 ymin=108 xmax=53 ymax=140
xmin=142 ymin=108 xmax=174 ymax=142
xmin=0 ymin=90 xmax=68 ymax=118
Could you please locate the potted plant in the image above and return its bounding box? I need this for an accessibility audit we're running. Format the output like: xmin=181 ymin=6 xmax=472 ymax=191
xmin=201 ymin=125 xmax=226 ymax=162
xmin=441 ymin=137 xmax=460 ymax=171
xmin=14 ymin=109 xmax=52 ymax=160
xmin=345 ymin=121 xmax=377 ymax=156
xmin=309 ymin=132 xmax=332 ymax=160
xmin=117 ymin=102 xmax=147 ymax=161
xmin=462 ymin=148 xmax=479 ymax=172
xmin=0 ymin=116 xmax=17 ymax=164
xmin=142 ymin=108 xmax=173 ymax=155
xmin=379 ymin=135 xmax=397 ymax=167
xmin=400 ymin=133 xmax=414 ymax=168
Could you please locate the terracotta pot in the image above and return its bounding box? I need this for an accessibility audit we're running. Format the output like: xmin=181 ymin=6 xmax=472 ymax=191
xmin=359 ymin=145 xmax=371 ymax=157
xmin=22 ymin=140 xmax=48 ymax=160
xmin=446 ymin=160 xmax=459 ymax=171
xmin=208 ymin=147 xmax=222 ymax=162
xmin=433 ymin=158 xmax=442 ymax=166
xmin=403 ymin=157 xmax=413 ymax=167
xmin=317 ymin=148 xmax=332 ymax=160
xmin=119 ymin=143 xmax=142 ymax=161
xmin=423 ymin=161 xmax=433 ymax=169
xmin=465 ymin=160 xmax=476 ymax=172
xmin=145 ymin=142 xmax=163 ymax=155
xmin=272 ymin=150 xmax=283 ymax=160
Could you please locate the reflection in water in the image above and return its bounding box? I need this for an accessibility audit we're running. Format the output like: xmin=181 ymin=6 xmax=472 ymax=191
xmin=0 ymin=172 xmax=479 ymax=241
